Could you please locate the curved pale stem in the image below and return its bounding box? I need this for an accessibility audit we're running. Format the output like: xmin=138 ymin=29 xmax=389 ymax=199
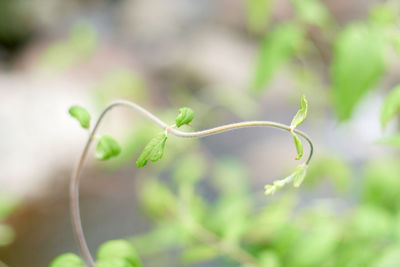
xmin=70 ymin=100 xmax=314 ymax=266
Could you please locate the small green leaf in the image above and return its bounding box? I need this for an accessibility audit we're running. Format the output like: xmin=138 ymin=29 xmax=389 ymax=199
xmin=292 ymin=132 xmax=303 ymax=160
xmin=175 ymin=107 xmax=194 ymax=128
xmin=95 ymin=135 xmax=121 ymax=161
xmin=332 ymin=23 xmax=385 ymax=121
xmin=50 ymin=253 xmax=84 ymax=267
xmin=97 ymin=240 xmax=142 ymax=267
xmin=68 ymin=105 xmax=91 ymax=129
xmin=381 ymin=85 xmax=400 ymax=128
xmin=293 ymin=164 xmax=308 ymax=187
xmin=136 ymin=133 xmax=168 ymax=168
xmin=291 ymin=95 xmax=308 ymax=129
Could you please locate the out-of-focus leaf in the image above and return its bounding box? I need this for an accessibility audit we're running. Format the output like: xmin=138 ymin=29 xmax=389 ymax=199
xmin=304 ymin=156 xmax=351 ymax=192
xmin=209 ymin=196 xmax=251 ymax=244
xmin=0 ymin=224 xmax=14 ymax=247
xmin=393 ymin=33 xmax=400 ymax=58
xmin=258 ymin=250 xmax=281 ymax=267
xmin=211 ymin=157 xmax=250 ymax=196
xmin=246 ymin=193 xmax=297 ymax=244
xmin=362 ymin=159 xmax=400 ymax=212
xmin=369 ymin=3 xmax=397 ymax=26
xmin=50 ymin=253 xmax=83 ymax=267
xmin=136 ymin=133 xmax=167 ymax=168
xmin=42 ymin=23 xmax=97 ymax=70
xmin=376 ymin=134 xmax=400 ymax=147
xmin=68 ymin=105 xmax=91 ymax=129
xmin=95 ymin=135 xmax=122 ymax=161
xmin=381 ymin=85 xmax=400 ymax=128
xmin=97 ymin=240 xmax=142 ymax=267
xmin=173 ymin=153 xmax=206 ymax=185
xmin=332 ymin=23 xmax=385 ymax=121
xmin=291 ymin=0 xmax=331 ymax=27
xmin=181 ymin=245 xmax=218 ymax=265
xmin=374 ymin=246 xmax=400 ymax=267
xmin=93 ymin=69 xmax=147 ymax=107
xmin=350 ymin=205 xmax=392 ymax=240
xmin=246 ymin=0 xmax=274 ymax=33
xmin=252 ymin=23 xmax=304 ymax=93
xmin=287 ymin=219 xmax=339 ymax=267
xmin=175 ymin=107 xmax=194 ymax=128
xmin=130 ymin=223 xmax=181 ymax=256
xmin=140 ymin=179 xmax=177 ymax=218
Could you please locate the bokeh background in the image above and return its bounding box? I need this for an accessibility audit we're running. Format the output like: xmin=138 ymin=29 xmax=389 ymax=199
xmin=0 ymin=0 xmax=400 ymax=266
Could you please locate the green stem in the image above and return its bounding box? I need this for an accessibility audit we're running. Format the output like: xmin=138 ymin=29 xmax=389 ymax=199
xmin=70 ymin=100 xmax=314 ymax=266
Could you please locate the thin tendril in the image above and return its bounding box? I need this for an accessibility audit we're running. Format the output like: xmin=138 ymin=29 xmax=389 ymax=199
xmin=70 ymin=100 xmax=314 ymax=266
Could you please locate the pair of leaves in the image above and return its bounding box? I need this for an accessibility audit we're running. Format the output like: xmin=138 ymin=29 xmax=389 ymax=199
xmin=50 ymin=240 xmax=142 ymax=267
xmin=264 ymin=164 xmax=308 ymax=195
xmin=291 ymin=95 xmax=308 ymax=160
xmin=332 ymin=23 xmax=385 ymax=121
xmin=136 ymin=107 xmax=194 ymax=168
xmin=69 ymin=105 xmax=122 ymax=161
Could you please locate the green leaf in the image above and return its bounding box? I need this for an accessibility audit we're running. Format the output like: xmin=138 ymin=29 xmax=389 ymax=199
xmin=292 ymin=132 xmax=303 ymax=160
xmin=68 ymin=105 xmax=91 ymax=129
xmin=381 ymin=85 xmax=400 ymax=128
xmin=293 ymin=164 xmax=308 ymax=187
xmin=50 ymin=253 xmax=84 ymax=267
xmin=291 ymin=94 xmax=308 ymax=129
xmin=175 ymin=107 xmax=194 ymax=128
xmin=97 ymin=240 xmax=142 ymax=267
xmin=136 ymin=133 xmax=168 ymax=168
xmin=252 ymin=23 xmax=304 ymax=93
xmin=332 ymin=23 xmax=385 ymax=121
xmin=95 ymin=135 xmax=121 ymax=161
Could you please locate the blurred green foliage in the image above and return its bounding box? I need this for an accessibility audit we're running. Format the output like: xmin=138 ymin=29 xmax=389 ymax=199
xmin=50 ymin=1 xmax=400 ymax=266
xmin=41 ymin=22 xmax=97 ymax=70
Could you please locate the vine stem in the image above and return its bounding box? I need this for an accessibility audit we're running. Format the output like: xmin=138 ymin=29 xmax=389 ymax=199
xmin=70 ymin=100 xmax=314 ymax=266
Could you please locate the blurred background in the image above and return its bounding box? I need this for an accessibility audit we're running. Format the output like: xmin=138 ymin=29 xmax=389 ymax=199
xmin=0 ymin=0 xmax=400 ymax=266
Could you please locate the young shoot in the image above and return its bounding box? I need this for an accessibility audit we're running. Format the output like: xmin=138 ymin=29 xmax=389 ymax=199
xmin=64 ymin=97 xmax=313 ymax=266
